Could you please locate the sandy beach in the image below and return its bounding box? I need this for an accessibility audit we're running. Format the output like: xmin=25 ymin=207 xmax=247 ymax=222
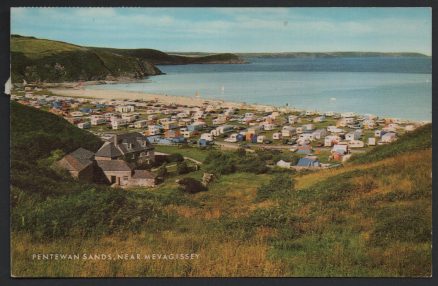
xmin=49 ymin=88 xmax=275 ymax=111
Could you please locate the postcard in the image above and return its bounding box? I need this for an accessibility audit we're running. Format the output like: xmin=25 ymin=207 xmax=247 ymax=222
xmin=9 ymin=7 xmax=432 ymax=277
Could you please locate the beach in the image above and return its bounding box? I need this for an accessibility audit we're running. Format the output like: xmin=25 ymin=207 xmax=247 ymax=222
xmin=49 ymin=88 xmax=275 ymax=111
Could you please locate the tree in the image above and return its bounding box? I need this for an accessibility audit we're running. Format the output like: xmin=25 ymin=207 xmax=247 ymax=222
xmin=176 ymin=161 xmax=190 ymax=175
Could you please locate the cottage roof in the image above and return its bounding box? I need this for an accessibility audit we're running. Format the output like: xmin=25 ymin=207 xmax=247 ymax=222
xmin=96 ymin=160 xmax=132 ymax=172
xmin=95 ymin=132 xmax=153 ymax=158
xmin=132 ymin=170 xmax=157 ymax=179
xmin=95 ymin=141 xmax=123 ymax=158
xmin=59 ymin=147 xmax=94 ymax=172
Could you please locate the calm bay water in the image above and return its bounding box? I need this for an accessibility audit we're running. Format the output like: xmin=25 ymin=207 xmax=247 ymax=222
xmin=87 ymin=57 xmax=432 ymax=121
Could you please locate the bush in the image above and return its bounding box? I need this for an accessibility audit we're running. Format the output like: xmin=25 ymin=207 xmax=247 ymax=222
xmin=176 ymin=161 xmax=190 ymax=175
xmin=167 ymin=153 xmax=184 ymax=163
xmin=156 ymin=165 xmax=168 ymax=179
xmin=177 ymin=178 xmax=207 ymax=194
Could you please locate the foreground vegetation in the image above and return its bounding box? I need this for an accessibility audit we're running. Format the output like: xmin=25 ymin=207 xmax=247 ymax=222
xmin=11 ymin=103 xmax=432 ymax=277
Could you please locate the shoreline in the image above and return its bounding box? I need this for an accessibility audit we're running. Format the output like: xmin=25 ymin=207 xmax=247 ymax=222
xmin=49 ymin=88 xmax=276 ymax=112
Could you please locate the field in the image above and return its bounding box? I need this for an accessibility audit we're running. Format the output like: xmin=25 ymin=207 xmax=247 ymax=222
xmin=10 ymin=102 xmax=432 ymax=277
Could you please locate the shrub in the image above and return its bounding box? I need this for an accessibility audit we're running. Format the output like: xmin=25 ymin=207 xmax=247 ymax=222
xmin=156 ymin=165 xmax=168 ymax=179
xmin=176 ymin=161 xmax=190 ymax=175
xmin=177 ymin=178 xmax=207 ymax=194
xmin=167 ymin=153 xmax=184 ymax=163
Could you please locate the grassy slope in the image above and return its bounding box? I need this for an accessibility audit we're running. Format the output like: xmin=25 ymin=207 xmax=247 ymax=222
xmin=11 ymin=104 xmax=432 ymax=277
xmin=11 ymin=35 xmax=243 ymax=83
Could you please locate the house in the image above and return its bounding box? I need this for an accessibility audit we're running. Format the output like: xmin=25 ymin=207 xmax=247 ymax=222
xmin=276 ymin=160 xmax=292 ymax=169
xmin=127 ymin=170 xmax=158 ymax=187
xmin=296 ymin=156 xmax=320 ymax=168
xmin=96 ymin=159 xmax=133 ymax=186
xmin=95 ymin=132 xmax=154 ymax=166
xmin=55 ymin=148 xmax=95 ymax=182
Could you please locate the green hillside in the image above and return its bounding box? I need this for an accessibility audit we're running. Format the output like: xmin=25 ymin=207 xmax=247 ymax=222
xmin=10 ymin=102 xmax=431 ymax=277
xmin=349 ymin=124 xmax=432 ymax=164
xmin=11 ymin=35 xmax=244 ymax=83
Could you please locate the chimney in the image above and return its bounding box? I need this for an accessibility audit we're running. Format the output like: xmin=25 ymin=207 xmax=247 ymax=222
xmin=113 ymin=134 xmax=118 ymax=145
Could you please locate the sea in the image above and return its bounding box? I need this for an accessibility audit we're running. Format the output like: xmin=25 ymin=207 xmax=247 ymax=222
xmin=86 ymin=57 xmax=432 ymax=121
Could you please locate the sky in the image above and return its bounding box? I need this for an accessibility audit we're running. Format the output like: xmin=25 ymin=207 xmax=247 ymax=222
xmin=11 ymin=7 xmax=432 ymax=55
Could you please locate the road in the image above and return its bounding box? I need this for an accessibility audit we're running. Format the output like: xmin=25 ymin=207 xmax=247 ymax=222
xmin=215 ymin=141 xmax=367 ymax=154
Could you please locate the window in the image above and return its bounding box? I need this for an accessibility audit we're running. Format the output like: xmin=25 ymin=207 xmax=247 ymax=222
xmin=123 ymin=176 xmax=129 ymax=181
